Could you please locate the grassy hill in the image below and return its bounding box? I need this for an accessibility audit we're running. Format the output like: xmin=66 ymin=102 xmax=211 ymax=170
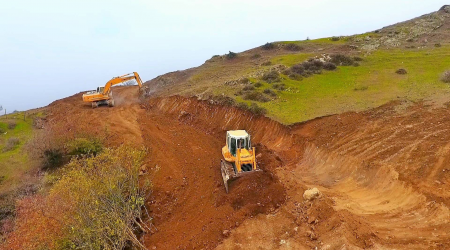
xmin=144 ymin=5 xmax=450 ymax=124
xmin=0 ymin=114 xmax=35 ymax=191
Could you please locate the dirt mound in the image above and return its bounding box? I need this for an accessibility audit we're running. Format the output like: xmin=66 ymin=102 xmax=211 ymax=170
xmin=292 ymin=197 xmax=376 ymax=248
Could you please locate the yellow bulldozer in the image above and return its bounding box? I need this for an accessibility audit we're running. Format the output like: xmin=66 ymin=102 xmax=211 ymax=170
xmin=82 ymin=72 xmax=143 ymax=108
xmin=221 ymin=130 xmax=260 ymax=193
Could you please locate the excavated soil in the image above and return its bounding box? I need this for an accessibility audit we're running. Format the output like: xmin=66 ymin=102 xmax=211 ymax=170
xmin=45 ymin=86 xmax=450 ymax=249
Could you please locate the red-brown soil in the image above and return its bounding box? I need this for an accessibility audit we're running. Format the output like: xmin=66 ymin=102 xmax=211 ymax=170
xmin=43 ymin=86 xmax=450 ymax=249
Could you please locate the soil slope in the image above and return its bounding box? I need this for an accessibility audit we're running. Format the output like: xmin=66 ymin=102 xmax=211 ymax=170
xmin=44 ymin=86 xmax=450 ymax=249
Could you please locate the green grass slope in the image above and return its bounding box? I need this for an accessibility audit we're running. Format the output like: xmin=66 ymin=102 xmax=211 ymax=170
xmin=0 ymin=114 xmax=35 ymax=191
xmin=258 ymin=47 xmax=450 ymax=123
xmin=144 ymin=6 xmax=450 ymax=124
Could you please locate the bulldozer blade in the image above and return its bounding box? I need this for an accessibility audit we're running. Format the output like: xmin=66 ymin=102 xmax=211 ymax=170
xmin=220 ymin=160 xmax=232 ymax=193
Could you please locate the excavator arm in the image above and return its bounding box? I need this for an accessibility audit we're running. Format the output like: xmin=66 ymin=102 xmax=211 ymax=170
xmin=102 ymin=72 xmax=143 ymax=95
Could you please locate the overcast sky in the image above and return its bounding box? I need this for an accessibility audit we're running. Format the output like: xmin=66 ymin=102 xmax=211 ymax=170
xmin=0 ymin=0 xmax=448 ymax=112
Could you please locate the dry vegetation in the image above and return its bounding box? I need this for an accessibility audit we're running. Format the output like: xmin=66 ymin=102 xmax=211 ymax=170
xmin=2 ymin=138 xmax=19 ymax=152
xmin=3 ymin=146 xmax=150 ymax=250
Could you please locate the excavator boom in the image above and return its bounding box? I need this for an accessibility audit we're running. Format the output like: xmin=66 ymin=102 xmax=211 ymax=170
xmin=102 ymin=72 xmax=143 ymax=96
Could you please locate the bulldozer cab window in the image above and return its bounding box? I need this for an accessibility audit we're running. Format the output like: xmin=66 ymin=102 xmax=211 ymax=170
xmin=230 ymin=138 xmax=237 ymax=156
xmin=237 ymin=138 xmax=245 ymax=149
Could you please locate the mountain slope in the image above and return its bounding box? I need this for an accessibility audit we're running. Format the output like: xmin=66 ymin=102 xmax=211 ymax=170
xmin=144 ymin=5 xmax=450 ymax=124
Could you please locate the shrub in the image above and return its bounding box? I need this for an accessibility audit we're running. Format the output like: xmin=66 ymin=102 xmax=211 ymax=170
xmin=272 ymin=83 xmax=286 ymax=91
xmin=263 ymin=88 xmax=277 ymax=97
xmin=441 ymin=70 xmax=450 ymax=83
xmin=261 ymin=42 xmax=275 ymax=50
xmin=3 ymin=137 xmax=20 ymax=152
xmin=226 ymin=51 xmax=237 ymax=59
xmin=261 ymin=71 xmax=280 ymax=83
xmin=5 ymin=146 xmax=149 ymax=250
xmin=243 ymin=91 xmax=270 ymax=102
xmin=282 ymin=69 xmax=291 ymax=75
xmin=248 ymin=103 xmax=267 ymax=115
xmin=210 ymin=95 xmax=236 ymax=106
xmin=251 ymin=54 xmax=261 ymax=59
xmin=239 ymin=78 xmax=250 ymax=84
xmin=235 ymin=102 xmax=248 ymax=110
xmin=7 ymin=122 xmax=16 ymax=130
xmin=353 ymin=62 xmax=360 ymax=67
xmin=396 ymin=69 xmax=407 ymax=75
xmin=323 ymin=62 xmax=337 ymax=70
xmin=301 ymin=61 xmax=314 ymax=70
xmin=301 ymin=61 xmax=321 ymax=72
xmin=291 ymin=64 xmax=305 ymax=75
xmin=353 ymin=56 xmax=363 ymax=61
xmin=0 ymin=127 xmax=5 ymax=134
xmin=312 ymin=59 xmax=324 ymax=68
xmin=66 ymin=138 xmax=103 ymax=156
xmin=330 ymin=36 xmax=340 ymax=41
xmin=253 ymin=82 xmax=263 ymax=88
xmin=261 ymin=61 xmax=272 ymax=66
xmin=43 ymin=148 xmax=64 ymax=170
xmin=243 ymin=85 xmax=255 ymax=91
xmin=330 ymin=54 xmax=354 ymax=66
xmin=58 ymin=147 xmax=148 ymax=249
xmin=435 ymin=43 xmax=442 ymax=47
xmin=288 ymin=73 xmax=303 ymax=81
xmin=284 ymin=43 xmax=303 ymax=51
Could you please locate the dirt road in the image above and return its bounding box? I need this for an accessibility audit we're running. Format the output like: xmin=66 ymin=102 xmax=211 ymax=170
xmin=46 ymin=87 xmax=450 ymax=249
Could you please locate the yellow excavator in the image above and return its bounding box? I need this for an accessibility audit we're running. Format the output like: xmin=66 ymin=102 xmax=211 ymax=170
xmin=82 ymin=72 xmax=143 ymax=108
xmin=221 ymin=130 xmax=260 ymax=193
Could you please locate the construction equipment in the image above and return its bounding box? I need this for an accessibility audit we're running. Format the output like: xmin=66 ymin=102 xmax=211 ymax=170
xmin=221 ymin=130 xmax=260 ymax=193
xmin=82 ymin=72 xmax=143 ymax=108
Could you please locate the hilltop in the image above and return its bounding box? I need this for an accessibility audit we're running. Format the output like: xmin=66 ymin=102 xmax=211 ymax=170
xmin=144 ymin=5 xmax=450 ymax=124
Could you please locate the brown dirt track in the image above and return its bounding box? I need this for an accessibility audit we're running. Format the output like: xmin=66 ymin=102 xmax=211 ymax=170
xmin=45 ymin=86 xmax=450 ymax=249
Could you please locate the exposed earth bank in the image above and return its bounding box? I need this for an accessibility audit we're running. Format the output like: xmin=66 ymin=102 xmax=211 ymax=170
xmin=45 ymin=86 xmax=450 ymax=249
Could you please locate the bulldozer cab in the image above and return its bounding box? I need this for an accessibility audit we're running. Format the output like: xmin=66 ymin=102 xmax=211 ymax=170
xmin=227 ymin=130 xmax=251 ymax=157
xmin=97 ymin=86 xmax=105 ymax=94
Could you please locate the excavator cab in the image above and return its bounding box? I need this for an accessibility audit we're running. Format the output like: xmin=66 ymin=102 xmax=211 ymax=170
xmin=97 ymin=86 xmax=104 ymax=94
xmin=220 ymin=130 xmax=260 ymax=193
